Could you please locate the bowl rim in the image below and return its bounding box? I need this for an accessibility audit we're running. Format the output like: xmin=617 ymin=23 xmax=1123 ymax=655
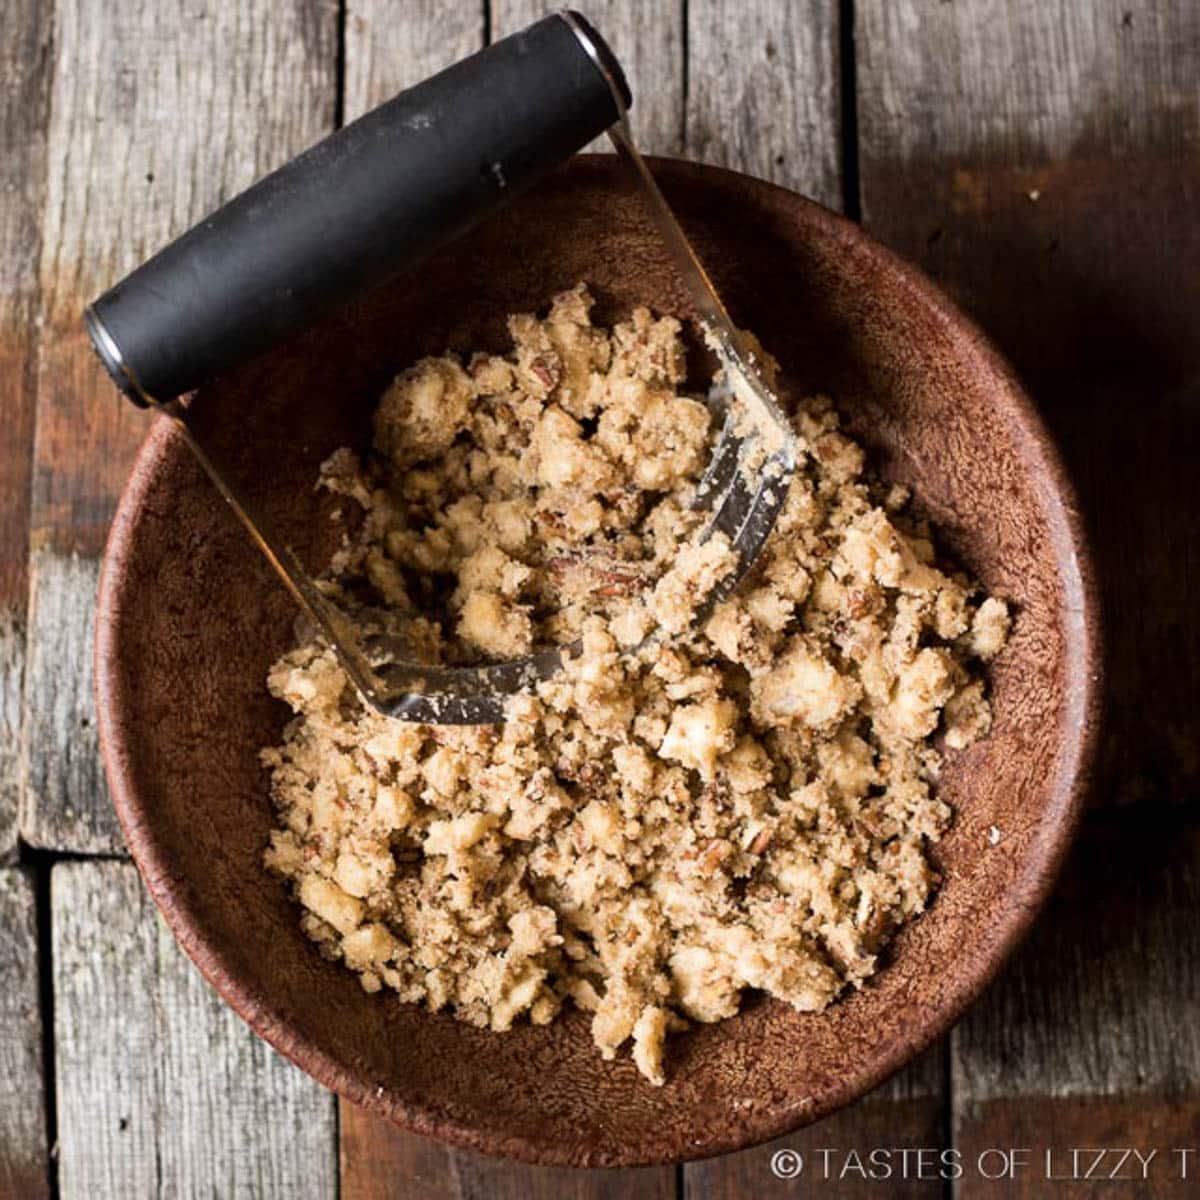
xmin=94 ymin=154 xmax=1102 ymax=1167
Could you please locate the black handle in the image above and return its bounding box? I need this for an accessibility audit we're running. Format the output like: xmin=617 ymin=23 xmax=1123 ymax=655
xmin=85 ymin=12 xmax=630 ymax=404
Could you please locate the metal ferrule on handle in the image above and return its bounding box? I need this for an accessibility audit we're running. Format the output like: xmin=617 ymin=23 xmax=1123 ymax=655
xmin=84 ymin=11 xmax=630 ymax=404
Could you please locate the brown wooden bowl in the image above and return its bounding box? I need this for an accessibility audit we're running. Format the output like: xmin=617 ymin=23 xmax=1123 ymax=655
xmin=95 ymin=157 xmax=1100 ymax=1167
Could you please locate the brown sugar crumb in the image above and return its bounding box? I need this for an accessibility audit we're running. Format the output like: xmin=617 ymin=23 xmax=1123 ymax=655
xmin=262 ymin=283 xmax=1009 ymax=1084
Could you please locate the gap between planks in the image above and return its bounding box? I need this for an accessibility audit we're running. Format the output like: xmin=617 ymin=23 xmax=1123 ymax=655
xmin=0 ymin=0 xmax=52 ymax=864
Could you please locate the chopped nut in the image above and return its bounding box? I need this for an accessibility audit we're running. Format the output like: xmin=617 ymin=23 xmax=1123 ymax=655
xmin=264 ymin=284 xmax=1007 ymax=1088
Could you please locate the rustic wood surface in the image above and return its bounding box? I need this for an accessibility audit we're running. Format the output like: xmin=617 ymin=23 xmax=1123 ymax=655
xmin=951 ymin=826 xmax=1200 ymax=1198
xmin=856 ymin=0 xmax=1200 ymax=814
xmin=0 ymin=0 xmax=1196 ymax=1196
xmin=686 ymin=0 xmax=842 ymax=208
xmin=52 ymin=861 xmax=337 ymax=1199
xmin=340 ymin=1101 xmax=679 ymax=1200
xmin=683 ymin=1046 xmax=948 ymax=1199
xmin=22 ymin=0 xmax=339 ymax=853
xmin=856 ymin=5 xmax=1200 ymax=1197
xmin=0 ymin=0 xmax=49 ymax=866
xmin=0 ymin=870 xmax=47 ymax=1200
xmin=345 ymin=0 xmax=484 ymax=121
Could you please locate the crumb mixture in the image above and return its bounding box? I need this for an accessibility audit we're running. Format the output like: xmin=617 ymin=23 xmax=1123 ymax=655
xmin=262 ymin=285 xmax=1009 ymax=1085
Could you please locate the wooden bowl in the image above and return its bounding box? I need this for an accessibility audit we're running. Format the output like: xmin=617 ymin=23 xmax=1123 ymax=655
xmin=95 ymin=158 xmax=1099 ymax=1166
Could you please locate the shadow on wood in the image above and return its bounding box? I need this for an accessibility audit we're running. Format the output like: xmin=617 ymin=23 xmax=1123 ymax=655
xmin=865 ymin=135 xmax=1200 ymax=811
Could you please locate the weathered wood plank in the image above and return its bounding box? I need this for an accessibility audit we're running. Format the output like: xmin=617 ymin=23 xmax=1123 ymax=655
xmin=686 ymin=0 xmax=842 ymax=209
xmin=19 ymin=553 xmax=105 ymax=852
xmin=856 ymin=0 xmax=1200 ymax=808
xmin=492 ymin=0 xmax=685 ymax=154
xmin=955 ymin=1099 xmax=1200 ymax=1197
xmin=23 ymin=0 xmax=340 ymax=851
xmin=0 ymin=0 xmax=51 ymax=862
xmin=952 ymin=825 xmax=1200 ymax=1198
xmin=681 ymin=3 xmax=948 ymax=1190
xmin=341 ymin=1104 xmax=677 ymax=1200
xmin=0 ymin=869 xmax=48 ymax=1200
xmin=344 ymin=0 xmax=485 ymax=119
xmin=52 ymin=860 xmax=338 ymax=1199
xmin=339 ymin=4 xmax=673 ymax=1189
xmin=339 ymin=4 xmax=681 ymax=1191
xmin=953 ymin=826 xmax=1200 ymax=1103
xmin=857 ymin=1 xmax=1200 ymax=1188
xmin=685 ymin=1045 xmax=946 ymax=1198
xmin=0 ymin=620 xmax=23 ymax=863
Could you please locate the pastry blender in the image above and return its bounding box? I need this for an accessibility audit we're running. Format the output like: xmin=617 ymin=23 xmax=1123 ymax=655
xmin=86 ymin=10 xmax=797 ymax=723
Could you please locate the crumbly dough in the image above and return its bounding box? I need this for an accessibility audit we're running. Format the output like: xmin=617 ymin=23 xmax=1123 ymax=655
xmin=263 ymin=284 xmax=1009 ymax=1085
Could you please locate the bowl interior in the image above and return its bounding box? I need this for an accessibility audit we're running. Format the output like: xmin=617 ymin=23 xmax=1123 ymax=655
xmin=97 ymin=157 xmax=1096 ymax=1166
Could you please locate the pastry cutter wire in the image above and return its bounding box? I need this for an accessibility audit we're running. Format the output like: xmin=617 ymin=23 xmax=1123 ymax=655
xmin=85 ymin=10 xmax=797 ymax=724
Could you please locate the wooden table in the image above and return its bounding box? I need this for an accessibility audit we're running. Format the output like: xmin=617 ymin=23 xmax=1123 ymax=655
xmin=2 ymin=1 xmax=1197 ymax=1196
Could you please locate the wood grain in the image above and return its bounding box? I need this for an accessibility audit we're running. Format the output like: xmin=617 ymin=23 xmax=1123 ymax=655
xmin=686 ymin=0 xmax=842 ymax=209
xmin=856 ymin=0 xmax=1200 ymax=809
xmin=0 ymin=0 xmax=51 ymax=862
xmin=19 ymin=553 xmax=107 ymax=852
xmin=52 ymin=860 xmax=337 ymax=1199
xmin=856 ymin=3 xmax=1200 ymax=1188
xmin=952 ymin=826 xmax=1200 ymax=1198
xmin=492 ymin=0 xmax=685 ymax=154
xmin=0 ymin=869 xmax=48 ymax=1200
xmin=344 ymin=0 xmax=484 ymax=120
xmin=679 ymin=4 xmax=944 ymax=1191
xmin=956 ymin=1099 xmax=1200 ymax=1199
xmin=23 ymin=0 xmax=339 ymax=851
xmin=0 ymin=620 xmax=23 ymax=863
xmin=1 ymin=0 xmax=1188 ymax=1194
xmin=341 ymin=1104 xmax=677 ymax=1200
xmin=685 ymin=1046 xmax=946 ymax=1199
xmin=953 ymin=826 xmax=1200 ymax=1103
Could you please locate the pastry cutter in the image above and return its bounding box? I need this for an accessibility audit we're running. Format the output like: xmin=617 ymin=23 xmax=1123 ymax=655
xmin=85 ymin=10 xmax=797 ymax=724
